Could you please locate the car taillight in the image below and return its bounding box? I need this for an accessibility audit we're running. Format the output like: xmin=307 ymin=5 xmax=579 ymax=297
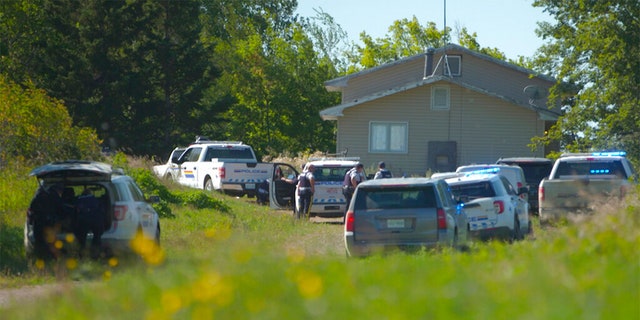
xmin=517 ymin=182 xmax=526 ymax=199
xmin=493 ymin=201 xmax=504 ymax=214
xmin=437 ymin=208 xmax=447 ymax=229
xmin=219 ymin=167 xmax=226 ymax=179
xmin=539 ymin=186 xmax=545 ymax=202
xmin=114 ymin=205 xmax=128 ymax=221
xmin=345 ymin=211 xmax=355 ymax=232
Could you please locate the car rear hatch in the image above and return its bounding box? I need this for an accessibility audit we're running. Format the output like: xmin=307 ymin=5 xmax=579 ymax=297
xmin=30 ymin=160 xmax=113 ymax=183
xmin=352 ymin=186 xmax=439 ymax=243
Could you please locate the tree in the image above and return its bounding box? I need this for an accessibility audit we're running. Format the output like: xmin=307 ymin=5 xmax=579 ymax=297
xmin=347 ymin=17 xmax=510 ymax=71
xmin=1 ymin=0 xmax=215 ymax=156
xmin=531 ymin=0 xmax=640 ymax=166
xmin=0 ymin=75 xmax=101 ymax=165
xmin=199 ymin=0 xmax=339 ymax=157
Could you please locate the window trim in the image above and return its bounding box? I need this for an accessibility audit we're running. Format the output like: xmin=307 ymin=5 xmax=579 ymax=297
xmin=431 ymin=85 xmax=450 ymax=110
xmin=369 ymin=121 xmax=409 ymax=154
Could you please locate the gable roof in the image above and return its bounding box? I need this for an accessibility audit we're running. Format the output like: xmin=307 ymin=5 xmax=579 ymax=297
xmin=320 ymin=44 xmax=560 ymax=121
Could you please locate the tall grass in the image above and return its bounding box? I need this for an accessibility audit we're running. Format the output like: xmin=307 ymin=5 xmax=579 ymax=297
xmin=1 ymin=161 xmax=638 ymax=318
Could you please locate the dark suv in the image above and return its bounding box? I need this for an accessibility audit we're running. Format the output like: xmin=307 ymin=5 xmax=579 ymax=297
xmin=344 ymin=177 xmax=467 ymax=257
xmin=496 ymin=157 xmax=553 ymax=214
xmin=25 ymin=161 xmax=161 ymax=258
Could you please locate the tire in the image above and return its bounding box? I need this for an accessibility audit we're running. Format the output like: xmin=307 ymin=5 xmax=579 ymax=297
xmin=204 ymin=177 xmax=214 ymax=192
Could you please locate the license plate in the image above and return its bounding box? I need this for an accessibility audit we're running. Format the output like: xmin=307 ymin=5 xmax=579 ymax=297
xmin=387 ymin=219 xmax=405 ymax=228
xmin=246 ymin=183 xmax=255 ymax=190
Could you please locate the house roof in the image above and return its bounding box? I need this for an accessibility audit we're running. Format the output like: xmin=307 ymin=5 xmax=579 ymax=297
xmin=319 ymin=75 xmax=561 ymax=121
xmin=320 ymin=44 xmax=560 ymax=121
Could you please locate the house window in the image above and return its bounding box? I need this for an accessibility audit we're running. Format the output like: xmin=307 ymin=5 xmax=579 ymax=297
xmin=369 ymin=122 xmax=408 ymax=153
xmin=431 ymin=86 xmax=450 ymax=110
xmin=443 ymin=55 xmax=461 ymax=76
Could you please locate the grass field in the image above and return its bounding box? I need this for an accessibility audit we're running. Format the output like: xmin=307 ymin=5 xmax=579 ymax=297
xmin=1 ymin=163 xmax=638 ymax=319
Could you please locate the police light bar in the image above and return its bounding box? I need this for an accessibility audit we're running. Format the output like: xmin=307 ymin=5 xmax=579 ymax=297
xmin=590 ymin=169 xmax=611 ymax=174
xmin=591 ymin=151 xmax=626 ymax=157
xmin=464 ymin=167 xmax=501 ymax=176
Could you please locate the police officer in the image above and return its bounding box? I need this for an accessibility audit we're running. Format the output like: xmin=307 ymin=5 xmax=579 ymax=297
xmin=28 ymin=183 xmax=65 ymax=259
xmin=342 ymin=163 xmax=366 ymax=221
xmin=374 ymin=161 xmax=393 ymax=179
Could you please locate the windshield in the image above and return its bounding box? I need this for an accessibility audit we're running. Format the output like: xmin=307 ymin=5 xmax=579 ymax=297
xmin=204 ymin=147 xmax=255 ymax=161
xmin=516 ymin=163 xmax=553 ymax=184
xmin=355 ymin=186 xmax=437 ymax=210
xmin=313 ymin=166 xmax=352 ymax=182
xmin=449 ymin=182 xmax=496 ymax=199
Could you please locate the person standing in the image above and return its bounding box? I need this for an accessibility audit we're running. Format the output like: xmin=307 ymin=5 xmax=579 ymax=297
xmin=28 ymin=183 xmax=65 ymax=259
xmin=296 ymin=163 xmax=315 ymax=219
xmin=374 ymin=161 xmax=393 ymax=179
xmin=342 ymin=163 xmax=366 ymax=219
xmin=74 ymin=188 xmax=105 ymax=258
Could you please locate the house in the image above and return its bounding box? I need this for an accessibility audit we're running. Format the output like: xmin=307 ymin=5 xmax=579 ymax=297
xmin=319 ymin=44 xmax=560 ymax=176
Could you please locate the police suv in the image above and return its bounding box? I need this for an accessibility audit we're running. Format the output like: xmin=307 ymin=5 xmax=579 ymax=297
xmin=444 ymin=168 xmax=530 ymax=241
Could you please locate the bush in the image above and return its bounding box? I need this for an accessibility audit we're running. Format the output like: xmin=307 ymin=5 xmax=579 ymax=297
xmin=0 ymin=76 xmax=102 ymax=166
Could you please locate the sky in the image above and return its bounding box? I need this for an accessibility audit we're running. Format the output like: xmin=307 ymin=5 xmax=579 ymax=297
xmin=295 ymin=0 xmax=553 ymax=60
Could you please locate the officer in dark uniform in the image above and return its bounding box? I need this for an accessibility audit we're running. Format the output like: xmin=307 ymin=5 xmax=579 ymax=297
xmin=28 ymin=183 xmax=65 ymax=259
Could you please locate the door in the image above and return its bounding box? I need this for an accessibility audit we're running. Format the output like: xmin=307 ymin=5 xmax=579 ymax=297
xmin=428 ymin=141 xmax=457 ymax=173
xmin=269 ymin=163 xmax=299 ymax=209
xmin=176 ymin=147 xmax=202 ymax=188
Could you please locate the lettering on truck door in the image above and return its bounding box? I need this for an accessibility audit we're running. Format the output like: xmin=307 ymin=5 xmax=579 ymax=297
xmin=178 ymin=147 xmax=202 ymax=188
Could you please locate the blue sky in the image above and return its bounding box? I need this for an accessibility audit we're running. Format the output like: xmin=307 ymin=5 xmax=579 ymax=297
xmin=295 ymin=0 xmax=553 ymax=60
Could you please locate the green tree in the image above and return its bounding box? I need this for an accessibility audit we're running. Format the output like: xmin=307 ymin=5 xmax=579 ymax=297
xmin=1 ymin=0 xmax=215 ymax=156
xmin=348 ymin=17 xmax=510 ymax=70
xmin=532 ymin=0 xmax=640 ymax=166
xmin=199 ymin=0 xmax=339 ymax=157
xmin=0 ymin=75 xmax=101 ymax=165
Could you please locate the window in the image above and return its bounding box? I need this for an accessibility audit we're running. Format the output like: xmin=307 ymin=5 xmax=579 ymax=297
xmin=369 ymin=122 xmax=408 ymax=153
xmin=443 ymin=55 xmax=461 ymax=76
xmin=431 ymin=86 xmax=450 ymax=110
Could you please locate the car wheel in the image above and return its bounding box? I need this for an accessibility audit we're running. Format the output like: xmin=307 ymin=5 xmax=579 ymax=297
xmin=204 ymin=177 xmax=214 ymax=192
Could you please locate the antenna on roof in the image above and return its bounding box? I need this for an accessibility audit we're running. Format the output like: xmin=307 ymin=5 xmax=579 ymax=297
xmin=524 ymin=85 xmax=542 ymax=108
xmin=425 ymin=0 xmax=452 ymax=78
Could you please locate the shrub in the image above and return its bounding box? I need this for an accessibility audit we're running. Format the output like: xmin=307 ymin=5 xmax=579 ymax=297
xmin=0 ymin=76 xmax=102 ymax=166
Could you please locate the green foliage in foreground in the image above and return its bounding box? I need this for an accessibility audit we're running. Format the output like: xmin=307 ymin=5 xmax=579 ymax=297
xmin=2 ymin=184 xmax=639 ymax=318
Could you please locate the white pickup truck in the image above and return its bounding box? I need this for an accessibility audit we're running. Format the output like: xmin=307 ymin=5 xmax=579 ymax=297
xmin=170 ymin=138 xmax=273 ymax=197
xmin=538 ymin=151 xmax=636 ymax=220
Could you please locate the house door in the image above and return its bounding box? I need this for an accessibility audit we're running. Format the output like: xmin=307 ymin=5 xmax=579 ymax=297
xmin=428 ymin=141 xmax=457 ymax=173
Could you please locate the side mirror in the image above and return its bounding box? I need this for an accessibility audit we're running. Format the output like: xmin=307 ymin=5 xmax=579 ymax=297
xmin=148 ymin=195 xmax=160 ymax=203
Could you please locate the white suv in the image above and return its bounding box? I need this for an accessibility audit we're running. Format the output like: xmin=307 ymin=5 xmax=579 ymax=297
xmin=456 ymin=164 xmax=529 ymax=204
xmin=445 ymin=172 xmax=530 ymax=241
xmin=299 ymin=157 xmax=363 ymax=218
xmin=25 ymin=160 xmax=161 ymax=258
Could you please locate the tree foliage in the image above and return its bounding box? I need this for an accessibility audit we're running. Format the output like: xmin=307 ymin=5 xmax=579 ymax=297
xmin=0 ymin=75 xmax=101 ymax=165
xmin=532 ymin=0 xmax=640 ymax=166
xmin=348 ymin=16 xmax=510 ymax=71
xmin=206 ymin=7 xmax=339 ymax=157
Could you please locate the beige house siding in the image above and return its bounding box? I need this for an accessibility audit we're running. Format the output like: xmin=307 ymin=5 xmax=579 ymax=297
xmin=337 ymin=83 xmax=546 ymax=177
xmin=341 ymin=59 xmax=425 ymax=103
xmin=324 ymin=44 xmax=557 ymax=177
xmin=339 ymin=48 xmax=555 ymax=114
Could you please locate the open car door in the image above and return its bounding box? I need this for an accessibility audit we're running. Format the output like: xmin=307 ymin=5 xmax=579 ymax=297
xmin=269 ymin=163 xmax=298 ymax=210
